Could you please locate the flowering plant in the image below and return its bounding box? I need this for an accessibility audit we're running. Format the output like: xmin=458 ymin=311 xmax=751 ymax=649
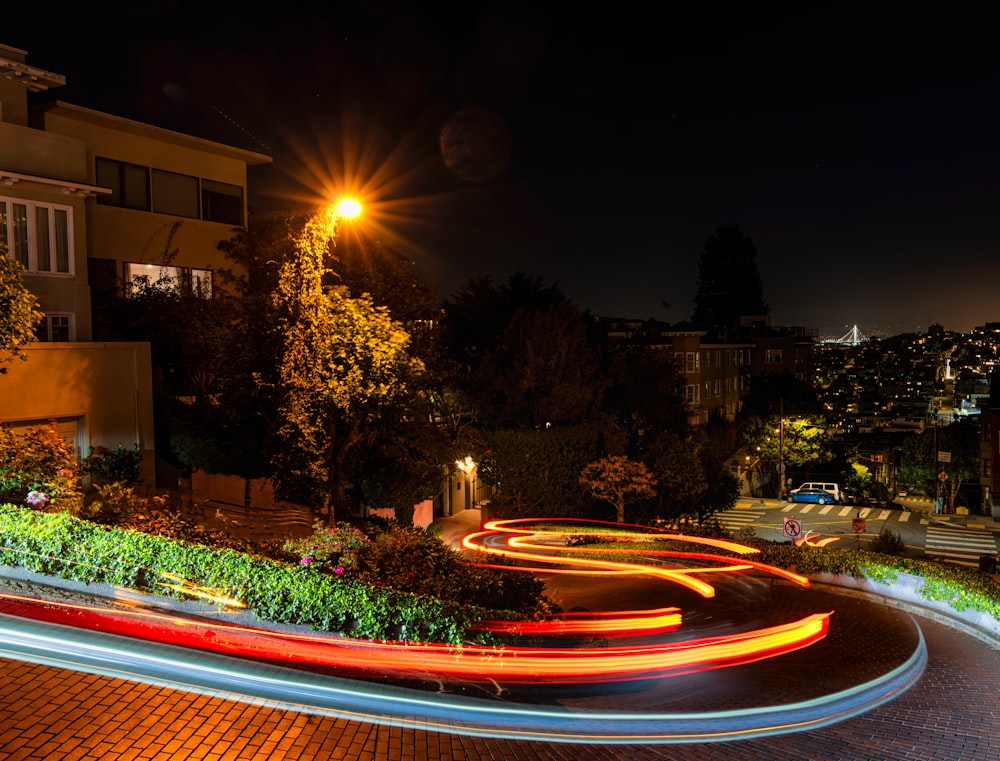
xmin=283 ymin=521 xmax=370 ymax=575
xmin=26 ymin=490 xmax=50 ymax=508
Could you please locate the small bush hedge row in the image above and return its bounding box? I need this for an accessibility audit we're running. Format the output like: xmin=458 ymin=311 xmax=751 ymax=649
xmin=0 ymin=504 xmax=517 ymax=644
xmin=753 ymin=542 xmax=1000 ymax=621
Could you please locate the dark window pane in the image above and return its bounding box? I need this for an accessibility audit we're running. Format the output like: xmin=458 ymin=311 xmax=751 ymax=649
xmin=96 ymin=158 xmax=121 ymax=206
xmin=123 ymin=164 xmax=150 ymax=210
xmin=201 ymin=180 xmax=243 ymax=225
xmin=152 ymin=169 xmax=198 ymax=218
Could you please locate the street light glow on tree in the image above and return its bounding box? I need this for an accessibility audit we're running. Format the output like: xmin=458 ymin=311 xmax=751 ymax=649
xmin=270 ymin=200 xmax=423 ymax=522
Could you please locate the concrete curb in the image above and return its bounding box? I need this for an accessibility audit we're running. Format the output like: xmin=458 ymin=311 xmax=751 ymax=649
xmin=810 ymin=571 xmax=1000 ymax=651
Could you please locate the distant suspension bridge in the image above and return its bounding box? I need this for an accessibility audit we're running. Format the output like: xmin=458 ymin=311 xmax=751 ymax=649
xmin=822 ymin=324 xmax=865 ymax=346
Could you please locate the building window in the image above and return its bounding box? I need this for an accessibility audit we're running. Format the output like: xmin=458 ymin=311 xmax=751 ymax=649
xmin=686 ymin=352 xmax=699 ymax=373
xmin=685 ymin=384 xmax=700 ymax=403
xmin=151 ymin=169 xmax=199 ymax=219
xmin=766 ymin=349 xmax=783 ymax=364
xmin=201 ymin=180 xmax=243 ymax=226
xmin=96 ymin=158 xmax=150 ymax=210
xmin=125 ymin=262 xmax=213 ymax=298
xmin=96 ymin=158 xmax=245 ymax=227
xmin=35 ymin=314 xmax=72 ymax=342
xmin=0 ymin=197 xmax=74 ymax=274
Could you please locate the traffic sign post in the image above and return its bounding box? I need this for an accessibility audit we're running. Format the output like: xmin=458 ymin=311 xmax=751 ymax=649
xmin=852 ymin=513 xmax=866 ymax=548
xmin=783 ymin=517 xmax=802 ymax=540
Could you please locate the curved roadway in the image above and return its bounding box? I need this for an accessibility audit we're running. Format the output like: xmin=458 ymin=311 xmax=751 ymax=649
xmin=1 ymin=512 xmax=999 ymax=759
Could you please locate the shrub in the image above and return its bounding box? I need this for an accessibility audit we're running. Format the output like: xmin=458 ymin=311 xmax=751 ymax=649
xmin=81 ymin=444 xmax=143 ymax=485
xmin=282 ymin=521 xmax=371 ymax=573
xmin=0 ymin=422 xmax=82 ymax=511
xmin=76 ymin=482 xmax=167 ymax=526
xmin=0 ymin=503 xmax=500 ymax=644
xmin=357 ymin=521 xmax=549 ymax=615
xmin=869 ymin=527 xmax=906 ymax=556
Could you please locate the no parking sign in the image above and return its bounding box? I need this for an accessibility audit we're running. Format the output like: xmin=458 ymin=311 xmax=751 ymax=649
xmin=783 ymin=516 xmax=802 ymax=539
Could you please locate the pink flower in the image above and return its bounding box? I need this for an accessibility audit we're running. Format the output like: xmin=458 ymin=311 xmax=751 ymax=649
xmin=26 ymin=491 xmax=50 ymax=507
xmin=300 ymin=556 xmax=312 ymax=565
xmin=334 ymin=566 xmax=345 ymax=575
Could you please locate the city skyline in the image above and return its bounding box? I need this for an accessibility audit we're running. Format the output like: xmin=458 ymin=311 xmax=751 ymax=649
xmin=8 ymin=6 xmax=1000 ymax=337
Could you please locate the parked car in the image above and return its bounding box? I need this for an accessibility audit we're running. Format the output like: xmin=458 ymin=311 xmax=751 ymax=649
xmin=787 ymin=482 xmax=842 ymax=502
xmin=786 ymin=487 xmax=838 ymax=505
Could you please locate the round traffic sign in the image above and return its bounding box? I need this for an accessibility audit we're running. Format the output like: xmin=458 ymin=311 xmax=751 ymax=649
xmin=783 ymin=517 xmax=802 ymax=538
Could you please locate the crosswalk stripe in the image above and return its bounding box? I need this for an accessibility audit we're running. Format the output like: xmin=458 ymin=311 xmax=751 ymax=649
xmin=714 ymin=510 xmax=763 ymax=530
xmin=925 ymin=525 xmax=997 ymax=567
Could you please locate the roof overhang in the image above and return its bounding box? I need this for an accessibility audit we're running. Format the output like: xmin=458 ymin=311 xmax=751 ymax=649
xmin=0 ymin=169 xmax=109 ymax=198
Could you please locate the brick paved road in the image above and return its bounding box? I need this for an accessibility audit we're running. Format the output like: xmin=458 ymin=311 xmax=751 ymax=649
xmin=1 ymin=606 xmax=998 ymax=761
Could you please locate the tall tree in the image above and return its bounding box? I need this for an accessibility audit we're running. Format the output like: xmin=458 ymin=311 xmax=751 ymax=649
xmin=0 ymin=250 xmax=43 ymax=372
xmin=899 ymin=421 xmax=980 ymax=512
xmin=331 ymin=231 xmax=440 ymax=326
xmin=441 ymin=273 xmax=569 ymax=373
xmin=478 ymin=425 xmax=602 ymax=519
xmin=741 ymin=415 xmax=836 ymax=496
xmin=641 ymin=431 xmax=709 ymax=521
xmin=604 ymin=344 xmax=688 ymax=455
xmin=270 ymin=210 xmax=424 ymax=520
xmin=480 ymin=302 xmax=607 ymax=428
xmin=691 ymin=224 xmax=769 ymax=337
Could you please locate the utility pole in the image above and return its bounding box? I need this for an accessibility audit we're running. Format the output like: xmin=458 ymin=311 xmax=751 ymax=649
xmin=777 ymin=398 xmax=786 ymax=500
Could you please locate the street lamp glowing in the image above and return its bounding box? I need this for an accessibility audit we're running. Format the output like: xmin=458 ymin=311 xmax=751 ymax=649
xmin=335 ymin=198 xmax=362 ymax=219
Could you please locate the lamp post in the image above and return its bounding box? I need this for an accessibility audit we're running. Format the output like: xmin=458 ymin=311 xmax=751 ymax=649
xmin=777 ymin=400 xmax=786 ymax=499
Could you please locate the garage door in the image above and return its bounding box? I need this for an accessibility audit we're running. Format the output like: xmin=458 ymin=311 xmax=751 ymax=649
xmin=5 ymin=417 xmax=82 ymax=458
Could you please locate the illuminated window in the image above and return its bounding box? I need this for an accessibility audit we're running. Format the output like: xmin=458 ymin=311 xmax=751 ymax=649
xmin=125 ymin=262 xmax=213 ymax=298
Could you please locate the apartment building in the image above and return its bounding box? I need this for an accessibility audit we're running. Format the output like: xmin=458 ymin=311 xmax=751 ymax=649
xmin=0 ymin=43 xmax=270 ymax=484
xmin=601 ymin=316 xmax=814 ymax=427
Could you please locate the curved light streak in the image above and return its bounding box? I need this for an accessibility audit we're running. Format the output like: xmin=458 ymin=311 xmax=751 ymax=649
xmin=0 ymin=517 xmax=826 ymax=685
xmin=0 ymin=608 xmax=928 ymax=744
xmin=0 ymin=515 xmax=928 ymax=743
xmin=0 ymin=592 xmax=830 ymax=684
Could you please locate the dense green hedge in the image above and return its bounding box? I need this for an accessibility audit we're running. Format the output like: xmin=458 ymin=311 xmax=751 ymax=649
xmin=0 ymin=504 xmax=509 ymax=644
xmin=753 ymin=542 xmax=1000 ymax=622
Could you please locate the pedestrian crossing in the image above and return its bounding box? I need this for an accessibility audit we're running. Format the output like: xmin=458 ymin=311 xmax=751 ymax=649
xmin=711 ymin=503 xmax=1000 ymax=568
xmin=924 ymin=524 xmax=998 ymax=568
xmin=713 ymin=508 xmax=765 ymax=533
xmin=779 ymin=503 xmax=914 ymax=522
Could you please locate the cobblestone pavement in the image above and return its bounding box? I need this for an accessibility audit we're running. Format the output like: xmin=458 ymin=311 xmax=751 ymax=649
xmin=1 ymin=608 xmax=999 ymax=761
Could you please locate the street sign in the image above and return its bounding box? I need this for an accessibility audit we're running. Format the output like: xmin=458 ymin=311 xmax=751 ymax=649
xmin=783 ymin=517 xmax=802 ymax=539
xmin=938 ymin=471 xmax=949 ymax=482
xmin=852 ymin=518 xmax=866 ymax=534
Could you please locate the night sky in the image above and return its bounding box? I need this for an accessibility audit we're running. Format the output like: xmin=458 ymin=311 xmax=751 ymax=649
xmin=8 ymin=4 xmax=1000 ymax=338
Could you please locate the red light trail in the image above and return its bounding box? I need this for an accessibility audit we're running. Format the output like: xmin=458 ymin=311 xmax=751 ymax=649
xmin=0 ymin=518 xmax=831 ymax=684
